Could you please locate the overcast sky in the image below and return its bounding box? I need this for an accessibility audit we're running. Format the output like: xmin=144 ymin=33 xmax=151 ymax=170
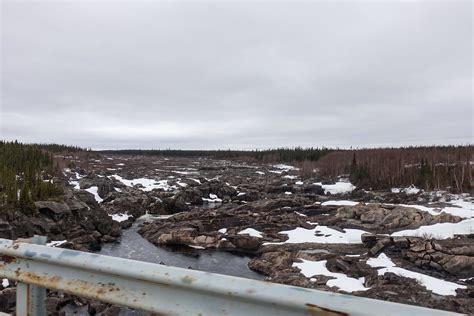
xmin=1 ymin=1 xmax=472 ymax=150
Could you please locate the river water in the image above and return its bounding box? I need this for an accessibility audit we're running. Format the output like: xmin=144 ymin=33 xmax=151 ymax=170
xmin=97 ymin=214 xmax=263 ymax=280
xmin=60 ymin=212 xmax=265 ymax=314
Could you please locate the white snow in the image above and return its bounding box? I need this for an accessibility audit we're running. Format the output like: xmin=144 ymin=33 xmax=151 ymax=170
xmin=394 ymin=201 xmax=473 ymax=219
xmin=202 ymin=193 xmax=222 ymax=203
xmin=269 ymin=170 xmax=284 ymax=174
xmin=173 ymin=170 xmax=198 ymax=175
xmin=272 ymin=164 xmax=299 ymax=171
xmin=237 ymin=192 xmax=246 ymax=196
xmin=284 ymin=191 xmax=293 ymax=195
xmin=295 ymin=181 xmax=304 ymax=185
xmin=218 ymin=228 xmax=227 ymax=234
xmin=321 ymin=200 xmax=359 ymax=206
xmin=177 ymin=182 xmax=188 ymax=187
xmin=189 ymin=178 xmax=201 ymax=184
xmin=47 ymin=240 xmax=67 ymax=247
xmin=85 ymin=186 xmax=103 ymax=203
xmin=111 ymin=175 xmax=175 ymax=192
xmin=391 ymin=185 xmax=421 ymax=195
xmin=255 ymin=171 xmax=265 ymax=175
xmin=110 ymin=213 xmax=133 ymax=222
xmin=139 ymin=214 xmax=172 ymax=221
xmin=238 ymin=228 xmax=263 ymax=238
xmin=69 ymin=180 xmax=80 ymax=190
xmin=438 ymin=199 xmax=474 ymax=218
xmin=293 ymin=259 xmax=369 ymax=292
xmin=116 ymin=163 xmax=125 ymax=166
xmin=265 ymin=225 xmax=367 ymax=244
xmin=391 ymin=218 xmax=474 ymax=239
xmin=188 ymin=245 xmax=206 ymax=249
xmin=367 ymin=253 xmax=466 ymax=296
xmin=283 ymin=175 xmax=298 ymax=179
xmin=315 ymin=180 xmax=356 ymax=195
xmin=2 ymin=279 xmax=9 ymax=288
xmin=114 ymin=187 xmax=122 ymax=192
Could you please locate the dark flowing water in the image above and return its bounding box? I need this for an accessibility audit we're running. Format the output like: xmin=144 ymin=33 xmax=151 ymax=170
xmin=97 ymin=214 xmax=263 ymax=280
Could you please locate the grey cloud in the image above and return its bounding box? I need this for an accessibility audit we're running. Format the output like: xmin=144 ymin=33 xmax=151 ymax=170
xmin=1 ymin=0 xmax=472 ymax=149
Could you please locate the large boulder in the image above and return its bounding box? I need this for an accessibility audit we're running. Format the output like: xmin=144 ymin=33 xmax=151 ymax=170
xmin=174 ymin=188 xmax=203 ymax=205
xmin=336 ymin=203 xmax=462 ymax=233
xmin=228 ymin=235 xmax=262 ymax=251
xmin=35 ymin=201 xmax=72 ymax=220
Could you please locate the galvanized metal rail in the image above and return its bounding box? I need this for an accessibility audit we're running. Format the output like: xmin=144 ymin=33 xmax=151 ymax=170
xmin=0 ymin=237 xmax=462 ymax=316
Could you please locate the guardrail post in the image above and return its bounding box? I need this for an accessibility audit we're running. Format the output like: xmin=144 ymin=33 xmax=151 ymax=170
xmin=15 ymin=235 xmax=47 ymax=316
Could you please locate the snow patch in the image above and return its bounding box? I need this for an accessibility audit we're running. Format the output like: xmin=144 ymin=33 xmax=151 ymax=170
xmin=315 ymin=180 xmax=355 ymax=195
xmin=391 ymin=185 xmax=421 ymax=195
xmin=391 ymin=219 xmax=474 ymax=239
xmin=266 ymin=225 xmax=367 ymax=244
xmin=367 ymin=253 xmax=465 ymax=296
xmin=294 ymin=259 xmax=369 ymax=292
xmin=321 ymin=200 xmax=359 ymax=206
xmin=238 ymin=228 xmax=263 ymax=238
xmin=173 ymin=170 xmax=198 ymax=175
xmin=110 ymin=213 xmax=133 ymax=222
xmin=111 ymin=175 xmax=175 ymax=192
xmin=202 ymin=193 xmax=222 ymax=203
xmin=85 ymin=186 xmax=103 ymax=203
xmin=69 ymin=180 xmax=80 ymax=190
xmin=272 ymin=164 xmax=299 ymax=171
xmin=188 ymin=245 xmax=206 ymax=249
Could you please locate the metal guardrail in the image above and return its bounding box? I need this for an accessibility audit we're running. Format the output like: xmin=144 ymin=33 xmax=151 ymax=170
xmin=0 ymin=237 xmax=463 ymax=316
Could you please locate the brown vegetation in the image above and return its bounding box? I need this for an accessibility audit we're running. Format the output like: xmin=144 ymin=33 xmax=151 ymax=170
xmin=315 ymin=146 xmax=473 ymax=192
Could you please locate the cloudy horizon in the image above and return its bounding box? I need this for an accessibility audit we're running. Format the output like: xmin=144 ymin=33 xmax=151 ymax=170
xmin=1 ymin=1 xmax=472 ymax=150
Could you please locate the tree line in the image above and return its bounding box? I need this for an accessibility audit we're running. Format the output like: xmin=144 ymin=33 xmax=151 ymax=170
xmin=0 ymin=141 xmax=63 ymax=213
xmin=31 ymin=143 xmax=87 ymax=153
xmin=316 ymin=145 xmax=473 ymax=192
xmin=99 ymin=147 xmax=333 ymax=162
xmin=102 ymin=145 xmax=472 ymax=192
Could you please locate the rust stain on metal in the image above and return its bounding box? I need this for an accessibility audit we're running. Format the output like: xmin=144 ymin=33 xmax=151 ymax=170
xmin=62 ymin=279 xmax=125 ymax=301
xmin=17 ymin=272 xmax=63 ymax=289
xmin=305 ymin=303 xmax=348 ymax=316
xmin=181 ymin=275 xmax=196 ymax=284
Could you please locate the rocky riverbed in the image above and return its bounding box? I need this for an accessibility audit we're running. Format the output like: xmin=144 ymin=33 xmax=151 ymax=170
xmin=1 ymin=154 xmax=473 ymax=314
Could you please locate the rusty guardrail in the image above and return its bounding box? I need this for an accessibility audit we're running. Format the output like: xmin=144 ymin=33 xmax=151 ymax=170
xmin=0 ymin=237 xmax=463 ymax=316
